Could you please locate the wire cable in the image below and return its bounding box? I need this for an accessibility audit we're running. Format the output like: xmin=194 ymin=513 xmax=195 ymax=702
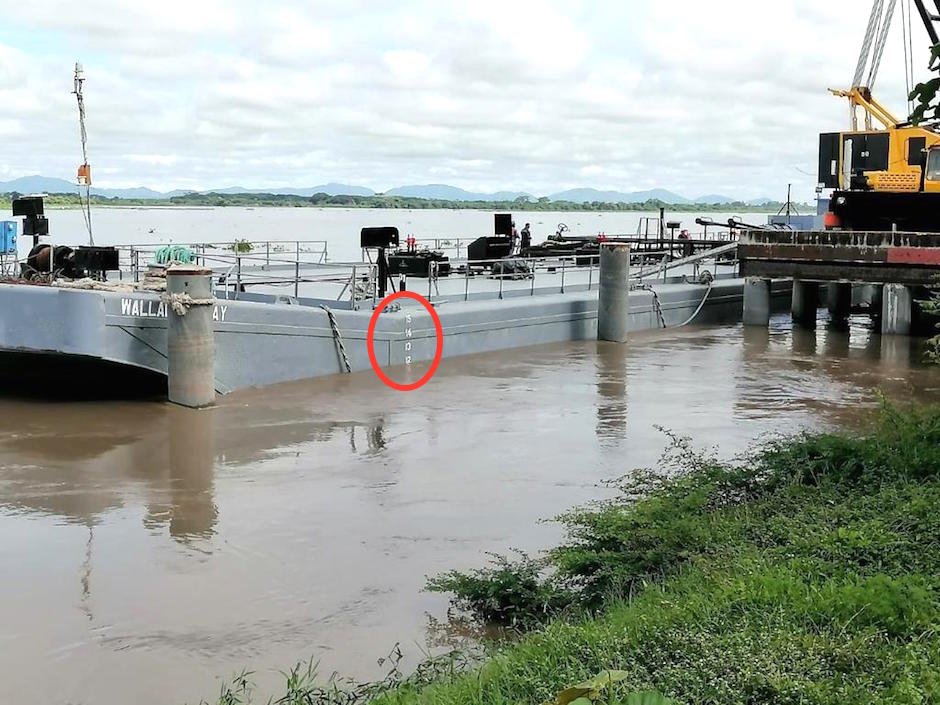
xmin=868 ymin=0 xmax=898 ymax=89
xmin=903 ymin=0 xmax=913 ymax=114
xmin=678 ymin=282 xmax=714 ymax=328
xmin=856 ymin=0 xmax=885 ymax=87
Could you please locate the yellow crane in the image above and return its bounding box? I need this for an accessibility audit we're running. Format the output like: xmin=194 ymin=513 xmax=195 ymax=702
xmin=820 ymin=0 xmax=940 ymax=201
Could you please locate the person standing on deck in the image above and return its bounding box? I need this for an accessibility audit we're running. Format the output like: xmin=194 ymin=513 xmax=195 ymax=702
xmin=510 ymin=221 xmax=519 ymax=255
xmin=520 ymin=223 xmax=532 ymax=254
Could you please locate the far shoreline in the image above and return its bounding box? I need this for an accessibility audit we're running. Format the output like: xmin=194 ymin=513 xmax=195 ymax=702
xmin=2 ymin=191 xmax=796 ymax=215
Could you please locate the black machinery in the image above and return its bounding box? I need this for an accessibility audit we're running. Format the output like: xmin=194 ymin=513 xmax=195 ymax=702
xmin=829 ymin=191 xmax=940 ymax=233
xmin=468 ymin=236 xmax=512 ymax=262
xmin=467 ymin=213 xmax=515 ymax=264
xmin=494 ymin=213 xmax=513 ymax=237
xmin=361 ymin=226 xmax=453 ymax=295
xmin=361 ymin=226 xmax=400 ymax=298
xmin=524 ymin=223 xmax=608 ymax=265
xmin=12 ymin=196 xmax=49 ymax=246
xmin=388 ymin=247 xmax=451 ymax=278
xmin=11 ymin=196 xmax=119 ymax=281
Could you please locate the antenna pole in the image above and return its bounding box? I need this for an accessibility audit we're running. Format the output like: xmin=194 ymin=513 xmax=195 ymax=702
xmin=72 ymin=62 xmax=94 ymax=246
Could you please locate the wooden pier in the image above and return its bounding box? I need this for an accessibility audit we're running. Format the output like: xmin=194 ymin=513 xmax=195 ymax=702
xmin=738 ymin=230 xmax=940 ymax=335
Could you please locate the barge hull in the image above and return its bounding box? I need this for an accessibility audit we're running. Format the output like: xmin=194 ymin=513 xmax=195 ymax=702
xmin=0 ymin=279 xmax=790 ymax=395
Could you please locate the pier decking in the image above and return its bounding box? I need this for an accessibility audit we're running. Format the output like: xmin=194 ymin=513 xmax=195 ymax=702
xmin=739 ymin=230 xmax=940 ymax=285
xmin=739 ymin=229 xmax=940 ymax=336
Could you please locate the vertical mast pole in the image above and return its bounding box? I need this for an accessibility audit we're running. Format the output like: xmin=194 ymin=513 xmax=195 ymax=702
xmin=73 ymin=62 xmax=94 ymax=246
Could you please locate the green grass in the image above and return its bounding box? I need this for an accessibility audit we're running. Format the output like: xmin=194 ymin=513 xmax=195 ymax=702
xmin=205 ymin=405 xmax=940 ymax=705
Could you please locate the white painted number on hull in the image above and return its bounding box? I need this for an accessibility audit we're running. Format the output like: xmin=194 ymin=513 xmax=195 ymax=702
xmin=405 ymin=314 xmax=413 ymax=365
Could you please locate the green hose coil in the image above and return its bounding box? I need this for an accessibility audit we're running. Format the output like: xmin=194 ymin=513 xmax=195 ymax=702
xmin=155 ymin=246 xmax=196 ymax=265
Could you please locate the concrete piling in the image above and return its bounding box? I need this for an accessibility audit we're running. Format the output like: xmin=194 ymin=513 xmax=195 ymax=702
xmin=870 ymin=285 xmax=884 ymax=320
xmin=882 ymin=283 xmax=913 ymax=336
xmin=827 ymin=283 xmax=853 ymax=323
xmin=792 ymin=280 xmax=820 ymax=329
xmin=166 ymin=266 xmax=216 ymax=408
xmin=743 ymin=278 xmax=771 ymax=327
xmin=598 ymin=243 xmax=631 ymax=343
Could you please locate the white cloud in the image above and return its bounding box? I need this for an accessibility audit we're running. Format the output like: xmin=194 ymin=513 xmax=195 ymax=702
xmin=0 ymin=0 xmax=935 ymax=199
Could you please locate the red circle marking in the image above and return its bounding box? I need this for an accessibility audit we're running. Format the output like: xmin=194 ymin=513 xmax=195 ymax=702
xmin=367 ymin=291 xmax=443 ymax=391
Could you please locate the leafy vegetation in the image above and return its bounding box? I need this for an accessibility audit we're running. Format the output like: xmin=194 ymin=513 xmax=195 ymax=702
xmin=427 ymin=552 xmax=574 ymax=630
xmin=910 ymin=44 xmax=940 ymax=124
xmin=2 ymin=190 xmax=796 ymax=214
xmin=925 ymin=288 xmax=940 ymax=364
xmin=201 ymin=405 xmax=940 ymax=705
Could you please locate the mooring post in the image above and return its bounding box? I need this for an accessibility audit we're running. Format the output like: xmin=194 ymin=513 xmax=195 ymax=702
xmin=882 ymin=283 xmax=913 ymax=336
xmin=166 ymin=266 xmax=216 ymax=408
xmin=598 ymin=243 xmax=631 ymax=343
xmin=792 ymin=280 xmax=820 ymax=329
xmin=827 ymin=283 xmax=853 ymax=323
xmin=743 ymin=277 xmax=771 ymax=327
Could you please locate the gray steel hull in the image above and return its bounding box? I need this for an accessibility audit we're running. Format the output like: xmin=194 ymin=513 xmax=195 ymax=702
xmin=0 ymin=279 xmax=791 ymax=396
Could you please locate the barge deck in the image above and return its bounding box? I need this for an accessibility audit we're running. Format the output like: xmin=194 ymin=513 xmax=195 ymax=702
xmin=0 ymin=234 xmax=790 ymax=395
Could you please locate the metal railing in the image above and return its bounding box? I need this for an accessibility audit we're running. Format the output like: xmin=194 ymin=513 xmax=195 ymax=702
xmin=410 ymin=247 xmax=738 ymax=303
xmin=105 ymin=236 xmax=739 ymax=309
xmin=110 ymin=240 xmax=386 ymax=309
xmin=117 ymin=240 xmax=329 ymax=280
xmin=406 ymin=238 xmax=475 ymax=259
xmin=410 ymin=227 xmax=739 ymax=260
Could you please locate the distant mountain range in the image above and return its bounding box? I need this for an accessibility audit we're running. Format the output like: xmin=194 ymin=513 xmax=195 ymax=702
xmin=0 ymin=176 xmax=192 ymax=200
xmin=201 ymin=182 xmax=375 ymax=198
xmin=547 ymin=187 xmax=775 ymax=206
xmin=0 ymin=175 xmax=776 ymax=206
xmin=385 ymin=184 xmax=532 ymax=201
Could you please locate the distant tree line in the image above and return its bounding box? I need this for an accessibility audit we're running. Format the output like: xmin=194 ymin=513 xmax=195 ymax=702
xmin=3 ymin=190 xmax=803 ymax=213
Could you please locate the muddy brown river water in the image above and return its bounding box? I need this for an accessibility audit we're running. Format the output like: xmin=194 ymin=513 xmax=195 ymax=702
xmin=1 ymin=315 xmax=939 ymax=705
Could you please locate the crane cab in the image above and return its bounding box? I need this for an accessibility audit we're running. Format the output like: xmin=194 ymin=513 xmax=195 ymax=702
xmin=926 ymin=146 xmax=940 ymax=190
xmin=819 ymin=126 xmax=940 ymax=193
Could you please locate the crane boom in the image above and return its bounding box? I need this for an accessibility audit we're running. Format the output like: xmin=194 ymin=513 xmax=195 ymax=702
xmin=913 ymin=0 xmax=940 ymax=46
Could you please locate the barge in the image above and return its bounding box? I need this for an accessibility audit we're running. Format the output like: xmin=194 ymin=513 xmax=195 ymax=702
xmin=0 ymin=201 xmax=795 ymax=399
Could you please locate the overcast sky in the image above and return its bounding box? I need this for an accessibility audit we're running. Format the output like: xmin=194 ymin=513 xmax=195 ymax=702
xmin=0 ymin=0 xmax=935 ymax=199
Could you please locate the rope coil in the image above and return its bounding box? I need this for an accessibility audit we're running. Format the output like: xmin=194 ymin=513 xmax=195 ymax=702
xmin=161 ymin=292 xmax=215 ymax=316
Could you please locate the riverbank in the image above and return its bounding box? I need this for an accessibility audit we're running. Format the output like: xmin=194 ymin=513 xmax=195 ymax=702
xmin=2 ymin=191 xmax=797 ymax=213
xmin=208 ymin=404 xmax=940 ymax=704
